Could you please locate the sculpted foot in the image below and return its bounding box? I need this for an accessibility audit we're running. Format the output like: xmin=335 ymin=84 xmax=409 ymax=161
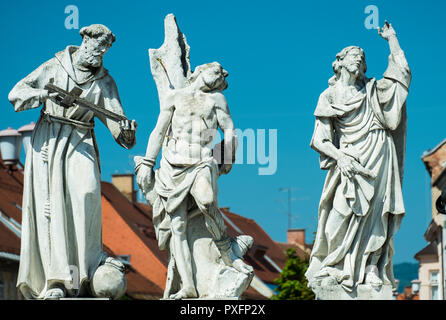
xmin=231 ymin=235 xmax=254 ymax=258
xmin=216 ymin=237 xmax=254 ymax=275
xmin=169 ymin=287 xmax=198 ymax=300
xmin=365 ymin=269 xmax=383 ymax=287
xmin=320 ymin=275 xmax=338 ymax=287
xmin=219 ymin=243 xmax=254 ymax=275
xmin=44 ymin=287 xmax=65 ymax=300
xmin=231 ymin=257 xmax=254 ymax=275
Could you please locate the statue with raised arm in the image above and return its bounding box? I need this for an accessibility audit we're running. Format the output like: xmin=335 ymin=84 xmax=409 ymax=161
xmin=135 ymin=14 xmax=253 ymax=300
xmin=305 ymin=21 xmax=411 ymax=300
xmin=8 ymin=24 xmax=136 ymax=300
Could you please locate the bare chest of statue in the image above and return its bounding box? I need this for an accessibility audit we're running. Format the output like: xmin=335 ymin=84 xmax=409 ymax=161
xmin=166 ymin=91 xmax=218 ymax=165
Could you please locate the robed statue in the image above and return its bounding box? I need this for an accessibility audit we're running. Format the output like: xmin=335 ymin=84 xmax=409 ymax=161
xmin=305 ymin=21 xmax=411 ymax=299
xmin=8 ymin=24 xmax=136 ymax=299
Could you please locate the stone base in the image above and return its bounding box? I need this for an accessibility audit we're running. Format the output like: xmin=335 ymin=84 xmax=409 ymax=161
xmin=208 ymin=265 xmax=253 ymax=299
xmin=176 ymin=297 xmax=240 ymax=301
xmin=57 ymin=297 xmax=111 ymax=300
xmin=185 ymin=213 xmax=253 ymax=299
xmin=314 ymin=284 xmax=393 ymax=300
xmin=59 ymin=298 xmax=111 ymax=300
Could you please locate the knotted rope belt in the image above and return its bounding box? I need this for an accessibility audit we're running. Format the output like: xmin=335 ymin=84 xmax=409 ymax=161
xmin=40 ymin=111 xmax=95 ymax=130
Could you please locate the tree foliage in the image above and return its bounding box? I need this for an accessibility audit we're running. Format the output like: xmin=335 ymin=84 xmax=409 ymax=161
xmin=271 ymin=248 xmax=315 ymax=300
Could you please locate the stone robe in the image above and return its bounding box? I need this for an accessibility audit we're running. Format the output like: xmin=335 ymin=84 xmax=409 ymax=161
xmin=8 ymin=46 xmax=134 ymax=299
xmin=305 ymin=50 xmax=411 ymax=292
xmin=139 ymin=153 xmax=224 ymax=251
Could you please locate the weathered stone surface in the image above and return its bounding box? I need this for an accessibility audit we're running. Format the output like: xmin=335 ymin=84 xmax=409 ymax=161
xmin=91 ymin=257 xmax=127 ymax=300
xmin=314 ymin=284 xmax=393 ymax=300
xmin=135 ymin=14 xmax=253 ymax=300
xmin=305 ymin=21 xmax=411 ymax=299
xmin=188 ymin=214 xmax=253 ymax=299
xmin=8 ymin=24 xmax=135 ymax=300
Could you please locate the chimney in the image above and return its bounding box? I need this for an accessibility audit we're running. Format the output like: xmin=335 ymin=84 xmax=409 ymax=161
xmin=112 ymin=173 xmax=136 ymax=203
xmin=287 ymin=229 xmax=305 ymax=247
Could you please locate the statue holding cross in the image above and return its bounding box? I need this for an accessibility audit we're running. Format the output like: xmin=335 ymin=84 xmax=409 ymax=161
xmin=8 ymin=24 xmax=136 ymax=300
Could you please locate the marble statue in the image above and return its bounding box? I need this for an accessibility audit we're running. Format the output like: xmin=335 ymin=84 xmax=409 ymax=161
xmin=135 ymin=14 xmax=254 ymax=300
xmin=305 ymin=21 xmax=411 ymax=300
xmin=8 ymin=24 xmax=136 ymax=299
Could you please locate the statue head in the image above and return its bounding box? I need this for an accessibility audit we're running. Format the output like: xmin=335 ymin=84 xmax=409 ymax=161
xmin=330 ymin=46 xmax=367 ymax=85
xmin=189 ymin=62 xmax=229 ymax=92
xmin=77 ymin=24 xmax=116 ymax=68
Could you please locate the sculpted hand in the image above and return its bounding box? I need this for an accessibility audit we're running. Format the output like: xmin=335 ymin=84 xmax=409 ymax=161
xmin=337 ymin=155 xmax=356 ymax=179
xmin=337 ymin=155 xmax=376 ymax=179
xmin=378 ymin=20 xmax=396 ymax=41
xmin=220 ymin=163 xmax=233 ymax=175
xmin=136 ymin=164 xmax=154 ymax=192
xmin=39 ymin=90 xmax=59 ymax=102
xmin=119 ymin=119 xmax=137 ymax=142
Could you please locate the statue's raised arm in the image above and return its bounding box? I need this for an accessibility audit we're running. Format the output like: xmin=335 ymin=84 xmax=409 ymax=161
xmin=377 ymin=21 xmax=411 ymax=179
xmin=378 ymin=20 xmax=402 ymax=53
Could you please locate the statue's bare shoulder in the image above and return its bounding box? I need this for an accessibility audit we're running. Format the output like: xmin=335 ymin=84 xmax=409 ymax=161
xmin=208 ymin=91 xmax=228 ymax=112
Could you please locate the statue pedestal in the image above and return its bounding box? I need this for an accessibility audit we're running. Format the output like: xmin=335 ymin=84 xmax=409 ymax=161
xmin=187 ymin=214 xmax=253 ymax=299
xmin=59 ymin=298 xmax=111 ymax=300
xmin=314 ymin=284 xmax=393 ymax=300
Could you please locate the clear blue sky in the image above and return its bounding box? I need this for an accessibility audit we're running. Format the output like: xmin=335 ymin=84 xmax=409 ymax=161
xmin=1 ymin=0 xmax=445 ymax=264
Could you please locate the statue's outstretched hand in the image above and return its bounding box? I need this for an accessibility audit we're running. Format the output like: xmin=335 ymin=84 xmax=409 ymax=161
xmin=40 ymin=90 xmax=59 ymax=102
xmin=378 ymin=20 xmax=396 ymax=40
xmin=119 ymin=119 xmax=137 ymax=142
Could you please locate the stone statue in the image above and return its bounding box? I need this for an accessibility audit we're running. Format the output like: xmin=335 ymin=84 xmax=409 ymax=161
xmin=135 ymin=14 xmax=254 ymax=300
xmin=8 ymin=24 xmax=136 ymax=299
xmin=305 ymin=21 xmax=411 ymax=299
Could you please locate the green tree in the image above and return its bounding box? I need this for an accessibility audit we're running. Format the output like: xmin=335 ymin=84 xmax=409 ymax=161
xmin=271 ymin=248 xmax=315 ymax=300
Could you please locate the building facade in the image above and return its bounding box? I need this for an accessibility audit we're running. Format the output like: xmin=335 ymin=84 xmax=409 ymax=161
xmin=414 ymin=139 xmax=446 ymax=300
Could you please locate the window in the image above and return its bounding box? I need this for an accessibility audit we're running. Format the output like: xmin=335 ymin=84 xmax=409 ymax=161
xmin=430 ymin=270 xmax=439 ymax=300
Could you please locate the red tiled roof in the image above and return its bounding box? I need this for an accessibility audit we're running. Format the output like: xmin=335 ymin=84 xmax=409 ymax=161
xmin=422 ymin=141 xmax=446 ymax=183
xmin=0 ymin=160 xmax=23 ymax=256
xmin=103 ymin=245 xmax=163 ymax=299
xmin=414 ymin=242 xmax=438 ymax=260
xmin=134 ymin=202 xmax=153 ymax=220
xmin=0 ymin=162 xmax=24 ymax=224
xmin=0 ymin=223 xmax=20 ymax=255
xmin=242 ymin=286 xmax=269 ymax=300
xmin=101 ymin=181 xmax=168 ymax=289
xmin=396 ymin=286 xmax=419 ymax=300
xmin=101 ymin=182 xmax=166 ymax=262
xmin=275 ymin=242 xmax=309 ymax=260
xmin=221 ymin=208 xmax=287 ymax=284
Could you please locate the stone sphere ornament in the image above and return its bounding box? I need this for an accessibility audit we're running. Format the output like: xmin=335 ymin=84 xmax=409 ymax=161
xmin=91 ymin=257 xmax=127 ymax=300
